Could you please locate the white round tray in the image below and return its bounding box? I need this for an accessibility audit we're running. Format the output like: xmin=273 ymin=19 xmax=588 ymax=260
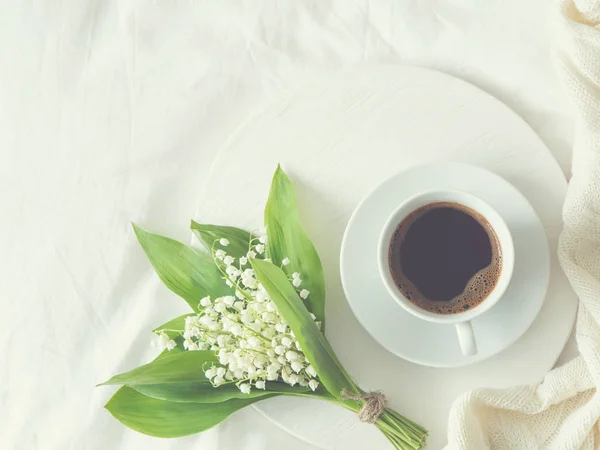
xmin=194 ymin=66 xmax=577 ymax=449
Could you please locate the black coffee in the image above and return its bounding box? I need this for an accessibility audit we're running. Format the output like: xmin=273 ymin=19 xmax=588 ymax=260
xmin=388 ymin=202 xmax=502 ymax=314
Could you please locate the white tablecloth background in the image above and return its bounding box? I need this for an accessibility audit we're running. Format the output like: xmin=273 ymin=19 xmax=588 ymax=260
xmin=0 ymin=1 xmax=577 ymax=449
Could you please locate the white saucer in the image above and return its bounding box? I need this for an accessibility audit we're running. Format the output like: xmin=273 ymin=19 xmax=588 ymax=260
xmin=341 ymin=163 xmax=550 ymax=368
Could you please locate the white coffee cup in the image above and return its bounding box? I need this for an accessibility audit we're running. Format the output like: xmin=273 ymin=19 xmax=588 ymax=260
xmin=377 ymin=190 xmax=514 ymax=356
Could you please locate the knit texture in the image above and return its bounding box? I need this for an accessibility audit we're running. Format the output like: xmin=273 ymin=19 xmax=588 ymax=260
xmin=446 ymin=1 xmax=600 ymax=448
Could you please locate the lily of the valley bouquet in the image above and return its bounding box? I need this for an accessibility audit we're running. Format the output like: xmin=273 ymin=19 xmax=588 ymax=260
xmin=100 ymin=167 xmax=427 ymax=450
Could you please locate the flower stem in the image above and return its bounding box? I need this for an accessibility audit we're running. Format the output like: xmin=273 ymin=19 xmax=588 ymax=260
xmin=330 ymin=398 xmax=426 ymax=450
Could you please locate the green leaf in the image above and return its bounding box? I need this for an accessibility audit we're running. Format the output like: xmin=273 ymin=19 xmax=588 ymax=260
xmin=133 ymin=224 xmax=231 ymax=312
xmin=105 ymin=386 xmax=273 ymax=438
xmin=153 ymin=314 xmax=193 ymax=339
xmin=101 ymin=345 xmax=330 ymax=403
xmin=264 ymin=166 xmax=326 ymax=327
xmin=99 ymin=351 xmax=217 ymax=386
xmin=132 ymin=380 xmax=318 ymax=404
xmin=190 ymin=222 xmax=252 ymax=259
xmin=251 ymin=259 xmax=360 ymax=406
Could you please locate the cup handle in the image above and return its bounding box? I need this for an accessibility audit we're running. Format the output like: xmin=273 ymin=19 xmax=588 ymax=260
xmin=455 ymin=321 xmax=477 ymax=356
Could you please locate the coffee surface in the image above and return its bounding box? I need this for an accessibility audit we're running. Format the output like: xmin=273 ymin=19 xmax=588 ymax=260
xmin=388 ymin=202 xmax=502 ymax=314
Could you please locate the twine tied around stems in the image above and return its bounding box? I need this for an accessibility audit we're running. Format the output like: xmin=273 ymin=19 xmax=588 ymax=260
xmin=341 ymin=389 xmax=388 ymax=424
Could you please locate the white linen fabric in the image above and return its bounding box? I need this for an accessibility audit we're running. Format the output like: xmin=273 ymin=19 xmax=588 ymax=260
xmin=446 ymin=1 xmax=600 ymax=449
xmin=0 ymin=1 xmax=580 ymax=449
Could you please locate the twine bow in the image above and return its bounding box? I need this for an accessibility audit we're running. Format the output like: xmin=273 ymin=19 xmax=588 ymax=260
xmin=341 ymin=389 xmax=388 ymax=424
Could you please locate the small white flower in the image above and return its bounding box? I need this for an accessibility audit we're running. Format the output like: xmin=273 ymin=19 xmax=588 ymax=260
xmin=219 ymin=238 xmax=229 ymax=246
xmin=239 ymin=383 xmax=251 ymax=394
xmin=259 ymin=235 xmax=268 ymax=244
xmin=254 ymin=355 xmax=268 ymax=367
xmin=255 ymin=227 xmax=267 ymax=237
xmin=184 ymin=326 xmax=200 ymax=338
xmin=234 ymin=300 xmax=245 ymax=309
xmin=214 ymin=375 xmax=224 ymax=385
xmin=266 ymin=372 xmax=278 ymax=381
xmin=239 ymin=357 xmax=252 ymax=370
xmin=255 ymin=244 xmax=265 ymax=254
xmin=225 ymin=265 xmax=238 ymax=276
xmin=274 ymin=345 xmax=286 ymax=355
xmin=215 ymin=249 xmax=226 ymax=260
xmin=267 ymin=362 xmax=281 ymax=374
xmin=216 ymin=367 xmax=226 ymax=377
xmin=282 ymin=257 xmax=290 ymax=266
xmin=153 ymin=332 xmax=176 ymax=351
xmin=219 ymin=352 xmax=230 ymax=364
xmin=308 ymin=379 xmax=319 ymax=391
xmin=291 ymin=361 xmax=304 ymax=373
xmin=306 ymin=365 xmax=317 ymax=378
xmin=247 ymin=250 xmax=257 ymax=259
xmin=255 ymin=290 xmax=268 ymax=303
xmin=222 ymin=296 xmax=235 ymax=307
xmin=255 ymin=380 xmax=266 ymax=390
xmin=205 ymin=367 xmax=216 ymax=379
xmin=292 ymin=277 xmax=302 ymax=287
xmin=275 ymin=323 xmax=286 ymax=333
xmin=285 ymin=351 xmax=300 ymax=361
xmin=184 ymin=339 xmax=197 ymax=350
xmin=262 ymin=325 xmax=276 ymax=339
xmin=262 ymin=312 xmax=276 ymax=323
xmin=225 ymin=279 xmax=233 ymax=287
xmin=235 ymin=290 xmax=245 ymax=300
xmin=281 ymin=337 xmax=292 ymax=348
xmin=151 ymin=332 xmax=166 ymax=349
xmin=185 ymin=316 xmax=197 ymax=326
xmin=220 ymin=317 xmax=231 ymax=330
xmin=288 ymin=374 xmax=299 ymax=386
xmin=299 ymin=289 xmax=310 ymax=299
xmin=239 ymin=256 xmax=248 ymax=265
xmin=266 ymin=302 xmax=277 ymax=313
xmin=264 ymin=258 xmax=272 ymax=262
xmin=248 ymin=337 xmax=261 ymax=348
xmin=223 ymin=255 xmax=235 ymax=266
xmin=292 ymin=272 xmax=300 ymax=279
xmin=241 ymin=275 xmax=257 ymax=289
xmin=199 ymin=296 xmax=212 ymax=307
